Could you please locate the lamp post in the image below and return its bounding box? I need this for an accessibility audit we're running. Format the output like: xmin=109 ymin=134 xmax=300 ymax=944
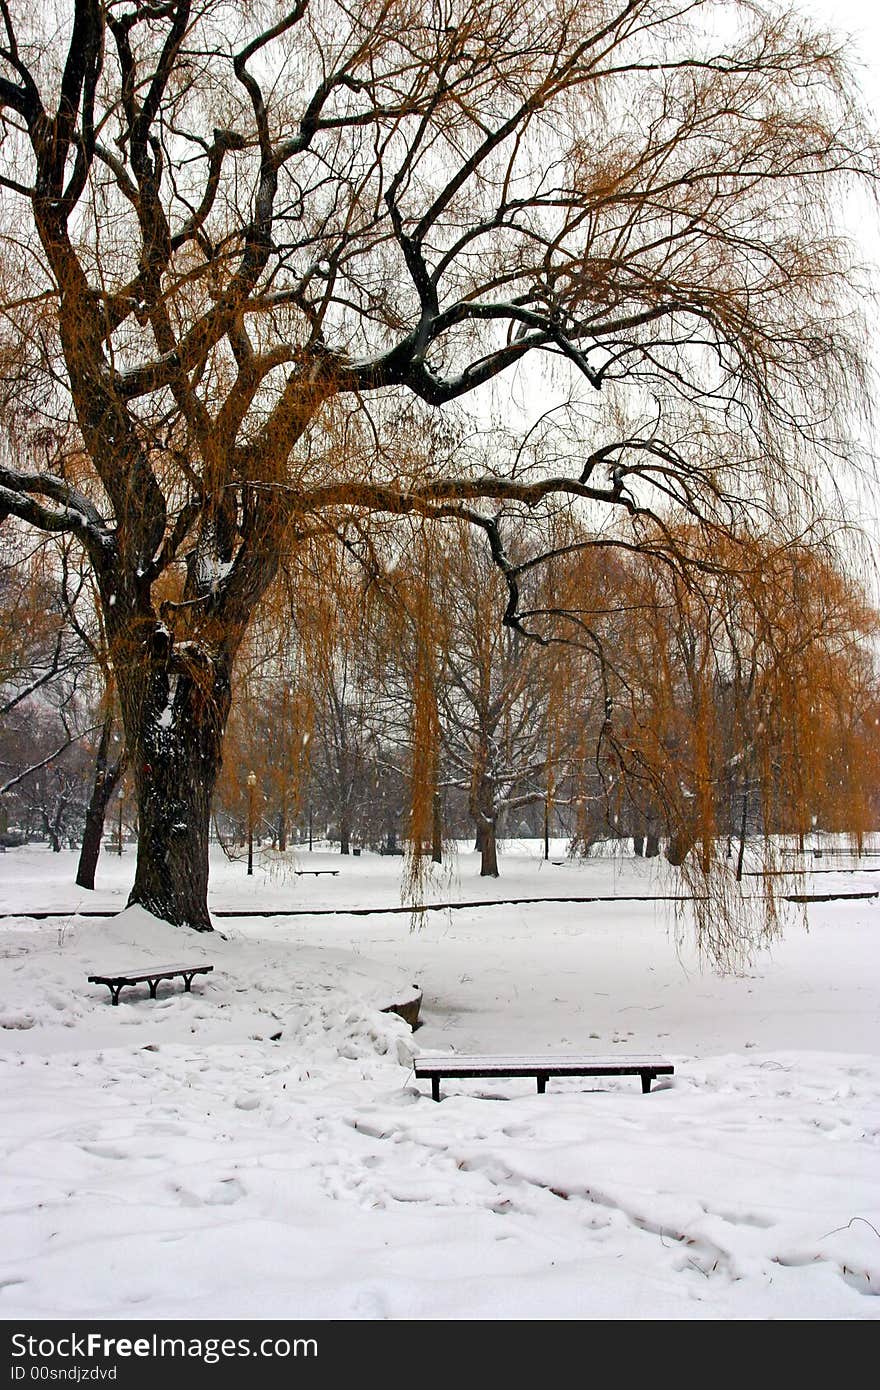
xmin=117 ymin=786 xmax=124 ymax=856
xmin=301 ymin=731 xmax=312 ymax=851
xmin=247 ymin=771 xmax=257 ymax=876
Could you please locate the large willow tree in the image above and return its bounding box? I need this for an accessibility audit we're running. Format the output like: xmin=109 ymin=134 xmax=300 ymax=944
xmin=0 ymin=0 xmax=875 ymax=929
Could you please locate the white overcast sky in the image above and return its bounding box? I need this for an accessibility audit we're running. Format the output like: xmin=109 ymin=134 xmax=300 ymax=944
xmin=798 ymin=1 xmax=880 ymax=95
xmin=799 ymin=3 xmax=880 ymax=550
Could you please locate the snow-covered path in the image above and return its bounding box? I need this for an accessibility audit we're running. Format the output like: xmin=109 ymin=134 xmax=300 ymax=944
xmin=1 ymin=844 xmax=878 ymax=1319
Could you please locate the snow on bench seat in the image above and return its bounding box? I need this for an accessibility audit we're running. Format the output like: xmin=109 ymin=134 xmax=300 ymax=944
xmin=87 ymin=964 xmax=213 ymax=1006
xmin=413 ymin=1054 xmax=674 ymax=1100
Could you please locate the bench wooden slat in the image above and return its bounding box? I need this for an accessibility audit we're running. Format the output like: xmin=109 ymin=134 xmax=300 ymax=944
xmin=88 ymin=964 xmax=213 ymax=1005
xmin=414 ymin=1055 xmax=671 ymax=1072
xmin=413 ymin=1054 xmax=673 ymax=1100
xmin=89 ymin=964 xmax=213 ymax=983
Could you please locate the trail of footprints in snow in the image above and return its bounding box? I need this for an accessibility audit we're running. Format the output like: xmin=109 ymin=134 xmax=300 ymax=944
xmin=324 ymin=1105 xmax=874 ymax=1293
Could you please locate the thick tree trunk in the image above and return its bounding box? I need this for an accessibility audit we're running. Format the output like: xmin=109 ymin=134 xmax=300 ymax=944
xmin=645 ymin=832 xmax=661 ymax=858
xmin=76 ymin=717 xmax=126 ymax=890
xmin=471 ymin=767 xmax=499 ymax=876
xmin=116 ymin=644 xmax=232 ymax=932
xmin=129 ymin=736 xmax=219 ymax=930
xmin=479 ymin=820 xmax=499 ymax=877
xmin=666 ymin=831 xmax=695 ymax=866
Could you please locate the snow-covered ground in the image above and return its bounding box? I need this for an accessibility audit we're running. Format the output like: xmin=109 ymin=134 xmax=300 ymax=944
xmin=0 ymin=841 xmax=878 ymax=1320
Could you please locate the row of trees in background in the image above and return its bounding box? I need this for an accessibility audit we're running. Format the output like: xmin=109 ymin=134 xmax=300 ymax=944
xmin=219 ymin=517 xmax=880 ymax=875
xmin=7 ymin=507 xmax=876 ymax=886
xmin=0 ymin=526 xmax=127 ymax=882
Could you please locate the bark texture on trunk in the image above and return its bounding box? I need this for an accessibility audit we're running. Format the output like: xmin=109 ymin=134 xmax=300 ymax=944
xmin=479 ymin=820 xmax=499 ymax=877
xmin=76 ymin=716 xmax=126 ymax=890
xmin=117 ymin=635 xmax=232 ymax=932
xmin=471 ymin=769 xmax=499 ymax=876
xmin=130 ymin=747 xmax=216 ymax=930
xmin=665 ymin=834 xmax=692 ymax=866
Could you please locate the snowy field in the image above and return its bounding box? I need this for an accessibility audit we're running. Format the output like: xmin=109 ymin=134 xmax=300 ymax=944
xmin=0 ymin=840 xmax=878 ymax=1321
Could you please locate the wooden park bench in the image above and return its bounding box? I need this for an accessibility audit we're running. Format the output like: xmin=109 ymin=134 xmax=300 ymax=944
xmin=88 ymin=964 xmax=213 ymax=1006
xmin=294 ymin=869 xmax=340 ymax=876
xmin=413 ymin=1055 xmax=674 ymax=1102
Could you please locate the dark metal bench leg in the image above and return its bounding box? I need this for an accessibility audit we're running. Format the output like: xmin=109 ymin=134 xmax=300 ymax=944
xmin=183 ymin=974 xmax=194 ymax=991
xmin=431 ymin=1076 xmax=440 ymax=1102
xmin=149 ymin=979 xmax=159 ymax=998
xmin=641 ymin=1072 xmax=653 ymax=1094
xmin=109 ymin=984 xmax=122 ymax=1006
xmin=537 ymin=1074 xmax=547 ymax=1094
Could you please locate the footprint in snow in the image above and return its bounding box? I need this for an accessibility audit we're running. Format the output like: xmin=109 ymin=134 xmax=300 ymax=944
xmin=80 ymin=1142 xmax=130 ymax=1160
xmin=352 ymin=1289 xmax=390 ymax=1319
xmin=234 ymin=1093 xmax=261 ymax=1110
xmin=146 ymin=1121 xmax=189 ymax=1136
xmin=170 ymin=1176 xmax=246 ymax=1207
